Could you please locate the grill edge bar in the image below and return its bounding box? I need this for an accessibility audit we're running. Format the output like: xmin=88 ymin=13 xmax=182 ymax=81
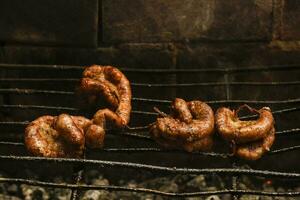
xmin=0 ymin=155 xmax=300 ymax=178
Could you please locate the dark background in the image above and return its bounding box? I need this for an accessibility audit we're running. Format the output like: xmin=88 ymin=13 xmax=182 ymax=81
xmin=0 ymin=0 xmax=299 ymax=67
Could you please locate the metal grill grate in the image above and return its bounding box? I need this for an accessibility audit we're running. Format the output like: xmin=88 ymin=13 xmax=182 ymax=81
xmin=0 ymin=63 xmax=300 ymax=199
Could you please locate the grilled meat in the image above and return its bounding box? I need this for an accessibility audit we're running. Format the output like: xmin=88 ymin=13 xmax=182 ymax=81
xmin=150 ymin=98 xmax=214 ymax=152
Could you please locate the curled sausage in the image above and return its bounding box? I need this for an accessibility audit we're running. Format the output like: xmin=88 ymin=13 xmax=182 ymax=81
xmin=79 ymin=65 xmax=132 ymax=148
xmin=25 ymin=66 xmax=132 ymax=155
xmin=150 ymin=98 xmax=214 ymax=152
xmin=215 ymin=105 xmax=275 ymax=160
xmin=156 ymin=99 xmax=214 ymax=141
xmin=171 ymin=98 xmax=193 ymax=123
xmin=85 ymin=108 xmax=125 ymax=148
xmin=25 ymin=114 xmax=92 ymax=158
xmin=85 ymin=124 xmax=105 ymax=149
xmin=151 ymin=124 xmax=213 ymax=152
xmin=215 ymin=105 xmax=274 ymax=144
xmin=236 ymin=127 xmax=275 ymax=160
xmin=80 ymin=65 xmax=132 ymax=124
xmin=80 ymin=78 xmax=119 ymax=109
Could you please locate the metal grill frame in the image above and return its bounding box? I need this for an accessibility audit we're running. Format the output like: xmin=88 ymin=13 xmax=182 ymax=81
xmin=0 ymin=63 xmax=300 ymax=199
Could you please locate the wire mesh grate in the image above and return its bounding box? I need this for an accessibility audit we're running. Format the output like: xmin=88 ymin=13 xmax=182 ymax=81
xmin=0 ymin=63 xmax=300 ymax=199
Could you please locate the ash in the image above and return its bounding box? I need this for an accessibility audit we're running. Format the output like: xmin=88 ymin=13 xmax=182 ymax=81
xmin=0 ymin=170 xmax=300 ymax=200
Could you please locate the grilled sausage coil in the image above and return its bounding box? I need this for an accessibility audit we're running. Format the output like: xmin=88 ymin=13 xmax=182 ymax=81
xmin=236 ymin=127 xmax=275 ymax=160
xmin=25 ymin=65 xmax=131 ymax=157
xmin=25 ymin=63 xmax=275 ymax=161
xmin=150 ymin=98 xmax=214 ymax=152
xmin=25 ymin=114 xmax=92 ymax=158
xmin=215 ymin=105 xmax=275 ymax=160
xmin=80 ymin=65 xmax=132 ymax=148
xmin=80 ymin=65 xmax=132 ymax=124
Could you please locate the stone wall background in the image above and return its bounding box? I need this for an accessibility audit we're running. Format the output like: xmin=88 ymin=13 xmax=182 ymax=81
xmin=0 ymin=0 xmax=299 ymax=68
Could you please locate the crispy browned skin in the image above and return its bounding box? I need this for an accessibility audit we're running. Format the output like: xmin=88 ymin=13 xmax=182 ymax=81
xmin=80 ymin=65 xmax=132 ymax=125
xmin=150 ymin=98 xmax=214 ymax=152
xmin=25 ymin=114 xmax=91 ymax=158
xmin=71 ymin=116 xmax=92 ymax=132
xmin=151 ymin=124 xmax=213 ymax=152
xmin=93 ymin=108 xmax=125 ymax=128
xmin=156 ymin=99 xmax=214 ymax=141
xmin=172 ymin=98 xmax=193 ymax=123
xmin=79 ymin=65 xmax=132 ymax=148
xmin=25 ymin=66 xmax=131 ymax=154
xmin=53 ymin=114 xmax=86 ymax=147
xmin=85 ymin=124 xmax=105 ymax=148
xmin=215 ymin=105 xmax=275 ymax=160
xmin=236 ymin=127 xmax=275 ymax=160
xmin=80 ymin=78 xmax=119 ymax=109
xmin=215 ymin=105 xmax=274 ymax=143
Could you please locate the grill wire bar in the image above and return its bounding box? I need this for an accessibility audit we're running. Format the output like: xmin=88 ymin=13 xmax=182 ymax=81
xmin=0 ymin=63 xmax=299 ymax=71
xmin=1 ymin=88 xmax=300 ymax=104
xmin=1 ymin=142 xmax=300 ymax=157
xmin=2 ymin=78 xmax=300 ymax=86
xmin=224 ymin=70 xmax=239 ymax=200
xmin=1 ymin=155 xmax=300 ymax=178
xmin=1 ymin=63 xmax=300 ymax=199
xmin=1 ymin=104 xmax=300 ymax=119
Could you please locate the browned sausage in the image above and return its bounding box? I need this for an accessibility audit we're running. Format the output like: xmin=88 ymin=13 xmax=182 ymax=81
xmin=93 ymin=108 xmax=125 ymax=128
xmin=25 ymin=114 xmax=91 ymax=158
xmin=80 ymin=65 xmax=132 ymax=126
xmin=183 ymin=136 xmax=213 ymax=152
xmin=25 ymin=66 xmax=131 ymax=155
xmin=155 ymin=99 xmax=214 ymax=141
xmin=172 ymin=98 xmax=193 ymax=123
xmin=215 ymin=105 xmax=274 ymax=143
xmin=53 ymin=114 xmax=86 ymax=147
xmin=71 ymin=116 xmax=93 ymax=132
xmin=78 ymin=65 xmax=132 ymax=149
xmin=236 ymin=126 xmax=275 ymax=160
xmin=80 ymin=78 xmax=119 ymax=109
xmin=150 ymin=98 xmax=214 ymax=152
xmin=85 ymin=124 xmax=105 ymax=148
xmin=85 ymin=108 xmax=129 ymax=149
xmin=151 ymin=124 xmax=213 ymax=152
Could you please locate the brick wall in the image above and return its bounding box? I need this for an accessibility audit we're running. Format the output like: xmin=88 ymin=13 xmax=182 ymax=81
xmin=0 ymin=0 xmax=299 ymax=68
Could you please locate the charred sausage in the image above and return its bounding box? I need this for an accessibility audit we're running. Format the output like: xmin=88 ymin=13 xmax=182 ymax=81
xmin=155 ymin=99 xmax=214 ymax=141
xmin=25 ymin=114 xmax=91 ymax=158
xmin=215 ymin=104 xmax=275 ymax=160
xmin=150 ymin=98 xmax=214 ymax=152
xmin=215 ymin=105 xmax=274 ymax=143
xmin=79 ymin=65 xmax=132 ymax=148
xmin=80 ymin=65 xmax=132 ymax=125
xmin=236 ymin=127 xmax=275 ymax=160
